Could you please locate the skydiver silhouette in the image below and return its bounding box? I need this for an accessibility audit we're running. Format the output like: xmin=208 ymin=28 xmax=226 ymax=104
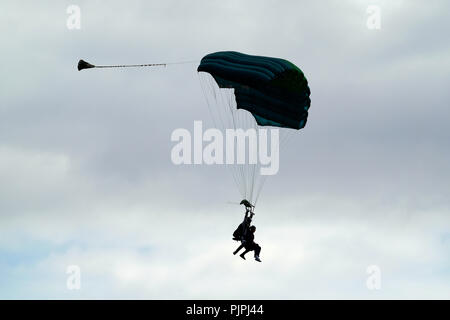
xmin=233 ymin=208 xmax=262 ymax=262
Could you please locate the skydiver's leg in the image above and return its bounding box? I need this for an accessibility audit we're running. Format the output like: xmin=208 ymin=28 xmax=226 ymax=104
xmin=254 ymin=244 xmax=261 ymax=258
xmin=240 ymin=248 xmax=251 ymax=260
xmin=233 ymin=243 xmax=245 ymax=255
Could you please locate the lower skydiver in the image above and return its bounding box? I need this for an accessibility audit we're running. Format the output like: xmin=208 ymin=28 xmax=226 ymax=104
xmin=234 ymin=225 xmax=262 ymax=262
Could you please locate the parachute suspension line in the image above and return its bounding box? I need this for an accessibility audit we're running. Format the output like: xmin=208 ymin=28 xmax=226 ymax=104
xmin=234 ymin=113 xmax=247 ymax=200
xmin=198 ymin=75 xmax=301 ymax=207
xmin=242 ymin=99 xmax=253 ymax=203
xmin=245 ymin=112 xmax=252 ymax=203
xmin=250 ymin=106 xmax=256 ymax=201
xmin=210 ymin=79 xmax=227 ymax=130
xmin=239 ymin=101 xmax=252 ymax=202
xmin=253 ymin=121 xmax=260 ymax=204
xmin=198 ymin=74 xmax=218 ymax=129
xmin=225 ymin=93 xmax=247 ymax=199
xmin=253 ymin=127 xmax=298 ymax=207
xmin=254 ymin=128 xmax=277 ymax=207
xmin=199 ymin=73 xmax=244 ymax=199
xmin=212 ymin=79 xmax=240 ymax=195
xmin=218 ymin=84 xmax=247 ymax=201
xmin=222 ymin=93 xmax=246 ymax=199
xmin=249 ymin=117 xmax=257 ymax=204
xmin=217 ymin=76 xmax=247 ymax=200
xmin=254 ymin=174 xmax=268 ymax=206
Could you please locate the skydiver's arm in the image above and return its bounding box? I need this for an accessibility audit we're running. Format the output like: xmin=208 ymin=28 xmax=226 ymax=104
xmin=246 ymin=209 xmax=254 ymax=225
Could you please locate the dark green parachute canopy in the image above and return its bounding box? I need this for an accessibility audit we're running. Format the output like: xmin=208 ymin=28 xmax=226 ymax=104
xmin=197 ymin=51 xmax=311 ymax=130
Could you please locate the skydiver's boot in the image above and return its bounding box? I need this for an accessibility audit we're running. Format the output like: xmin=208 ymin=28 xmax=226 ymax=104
xmin=254 ymin=245 xmax=261 ymax=262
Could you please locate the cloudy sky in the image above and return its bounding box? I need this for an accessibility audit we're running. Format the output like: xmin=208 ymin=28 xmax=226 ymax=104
xmin=0 ymin=0 xmax=449 ymax=299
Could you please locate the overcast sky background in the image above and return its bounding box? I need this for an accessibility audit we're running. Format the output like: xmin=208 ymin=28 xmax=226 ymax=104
xmin=0 ymin=0 xmax=449 ymax=299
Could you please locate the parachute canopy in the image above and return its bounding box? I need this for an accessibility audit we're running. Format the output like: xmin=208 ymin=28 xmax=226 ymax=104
xmin=197 ymin=51 xmax=311 ymax=130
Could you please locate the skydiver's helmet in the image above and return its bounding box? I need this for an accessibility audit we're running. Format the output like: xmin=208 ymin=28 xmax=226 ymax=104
xmin=250 ymin=226 xmax=256 ymax=233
